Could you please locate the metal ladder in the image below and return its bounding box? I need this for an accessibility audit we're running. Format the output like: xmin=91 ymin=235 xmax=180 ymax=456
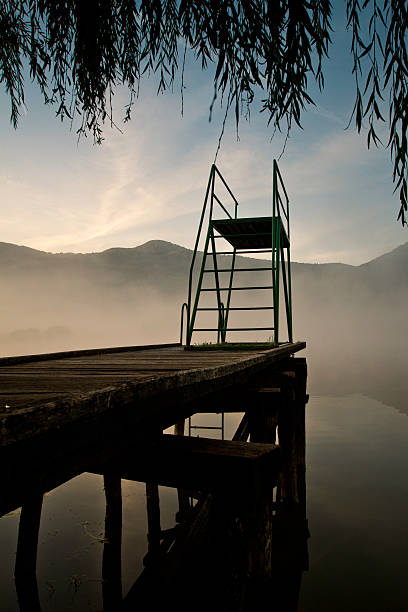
xmin=180 ymin=160 xmax=293 ymax=346
xmin=188 ymin=413 xmax=225 ymax=440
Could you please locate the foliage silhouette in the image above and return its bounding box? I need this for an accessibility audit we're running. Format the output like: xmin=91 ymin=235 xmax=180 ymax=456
xmin=1 ymin=1 xmax=407 ymax=223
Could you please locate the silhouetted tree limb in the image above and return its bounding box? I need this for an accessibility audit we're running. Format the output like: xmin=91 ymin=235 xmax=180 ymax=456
xmin=347 ymin=0 xmax=408 ymax=223
xmin=0 ymin=1 xmax=407 ymax=224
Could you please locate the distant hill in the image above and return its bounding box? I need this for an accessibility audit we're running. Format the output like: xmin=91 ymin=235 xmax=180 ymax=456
xmin=1 ymin=238 xmax=406 ymax=295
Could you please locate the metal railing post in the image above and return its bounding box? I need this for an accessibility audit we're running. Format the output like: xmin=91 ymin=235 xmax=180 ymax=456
xmin=180 ymin=302 xmax=188 ymax=345
xmin=186 ymin=165 xmax=215 ymax=345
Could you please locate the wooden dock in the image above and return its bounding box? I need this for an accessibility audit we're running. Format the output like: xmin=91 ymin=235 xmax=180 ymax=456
xmin=0 ymin=341 xmax=305 ymax=448
xmin=0 ymin=341 xmax=309 ymax=611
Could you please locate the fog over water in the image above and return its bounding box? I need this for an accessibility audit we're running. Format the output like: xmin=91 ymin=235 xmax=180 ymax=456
xmin=1 ymin=238 xmax=407 ymax=412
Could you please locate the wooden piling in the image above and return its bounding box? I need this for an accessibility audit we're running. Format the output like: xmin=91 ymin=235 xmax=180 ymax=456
xmin=102 ymin=475 xmax=123 ymax=610
xmin=145 ymin=483 xmax=161 ymax=564
xmin=14 ymin=493 xmax=43 ymax=612
xmin=173 ymin=419 xmax=192 ymax=522
xmin=271 ymin=358 xmax=310 ymax=610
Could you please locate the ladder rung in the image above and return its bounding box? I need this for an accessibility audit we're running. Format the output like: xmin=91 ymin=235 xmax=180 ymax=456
xmin=208 ymin=249 xmax=273 ymax=255
xmin=197 ymin=306 xmax=274 ymax=311
xmin=225 ymin=327 xmax=275 ymax=331
xmin=194 ymin=327 xmax=275 ymax=331
xmin=214 ymin=232 xmax=273 ymax=238
xmin=203 ymin=267 xmax=273 ymax=273
xmin=201 ymin=286 xmax=273 ymax=291
xmin=189 ymin=426 xmax=223 ymax=430
xmin=193 ymin=328 xmax=225 ymax=331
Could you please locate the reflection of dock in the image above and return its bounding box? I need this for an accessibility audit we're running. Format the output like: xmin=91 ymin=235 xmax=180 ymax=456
xmin=0 ymin=342 xmax=308 ymax=611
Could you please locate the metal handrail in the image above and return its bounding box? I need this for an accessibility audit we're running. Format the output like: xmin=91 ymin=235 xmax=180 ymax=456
xmin=186 ymin=164 xmax=239 ymax=345
xmin=272 ymin=159 xmax=293 ymax=344
xmin=217 ymin=301 xmax=225 ymax=343
xmin=213 ymin=193 xmax=233 ymax=219
xmin=212 ymin=167 xmax=239 ymax=220
xmin=213 ymin=165 xmax=239 ymax=211
xmin=180 ymin=302 xmax=188 ymax=345
xmin=275 ymin=162 xmax=289 ymax=203
xmin=273 ymin=159 xmax=290 ymax=239
xmin=186 ymin=166 xmax=215 ymax=344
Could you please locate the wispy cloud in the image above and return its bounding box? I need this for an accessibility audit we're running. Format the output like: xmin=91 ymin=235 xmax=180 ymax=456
xmin=309 ymin=103 xmax=347 ymax=127
xmin=0 ymin=78 xmax=404 ymax=263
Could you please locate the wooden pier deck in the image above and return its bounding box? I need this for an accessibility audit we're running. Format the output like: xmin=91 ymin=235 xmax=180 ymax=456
xmin=0 ymin=342 xmax=305 ymax=448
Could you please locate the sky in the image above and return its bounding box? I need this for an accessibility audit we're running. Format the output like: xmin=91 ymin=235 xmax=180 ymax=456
xmin=0 ymin=5 xmax=406 ymax=266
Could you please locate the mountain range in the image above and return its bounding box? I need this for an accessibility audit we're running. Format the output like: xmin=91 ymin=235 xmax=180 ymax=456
xmin=2 ymin=237 xmax=407 ymax=296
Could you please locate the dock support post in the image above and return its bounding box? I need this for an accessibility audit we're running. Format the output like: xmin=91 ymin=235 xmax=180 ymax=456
xmin=243 ymin=359 xmax=309 ymax=609
xmin=145 ymin=483 xmax=161 ymax=563
xmin=14 ymin=493 xmax=43 ymax=612
xmin=246 ymin=483 xmax=274 ymax=581
xmin=249 ymin=387 xmax=280 ymax=445
xmin=293 ymin=361 xmax=307 ymax=512
xmin=241 ymin=384 xmax=281 ymax=605
xmin=278 ymin=381 xmax=298 ymax=504
xmin=102 ymin=475 xmax=123 ymax=610
xmin=277 ymin=360 xmax=308 ymax=506
xmin=272 ymin=359 xmax=309 ymax=610
xmin=174 ymin=419 xmax=191 ymax=522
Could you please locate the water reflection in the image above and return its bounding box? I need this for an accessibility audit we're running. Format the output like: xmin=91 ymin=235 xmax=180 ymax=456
xmin=14 ymin=495 xmax=43 ymax=612
xmin=3 ymin=360 xmax=309 ymax=611
xmin=4 ymin=385 xmax=408 ymax=611
xmin=10 ymin=470 xmax=309 ymax=611
xmin=102 ymin=476 xmax=122 ymax=610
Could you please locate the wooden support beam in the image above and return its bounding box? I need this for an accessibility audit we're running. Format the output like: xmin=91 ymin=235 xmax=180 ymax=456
xmin=249 ymin=388 xmax=281 ymax=445
xmin=232 ymin=412 xmax=250 ymax=441
xmin=95 ymin=435 xmax=281 ymax=500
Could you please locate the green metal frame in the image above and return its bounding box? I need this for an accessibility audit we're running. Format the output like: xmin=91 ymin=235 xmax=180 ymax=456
xmin=180 ymin=160 xmax=293 ymax=346
xmin=272 ymin=159 xmax=293 ymax=344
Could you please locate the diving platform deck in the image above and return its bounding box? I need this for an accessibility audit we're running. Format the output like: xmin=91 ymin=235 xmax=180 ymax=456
xmin=0 ymin=342 xmax=305 ymax=448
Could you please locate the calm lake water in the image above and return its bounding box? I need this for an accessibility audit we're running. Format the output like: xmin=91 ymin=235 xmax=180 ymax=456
xmin=1 ymin=393 xmax=408 ymax=610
